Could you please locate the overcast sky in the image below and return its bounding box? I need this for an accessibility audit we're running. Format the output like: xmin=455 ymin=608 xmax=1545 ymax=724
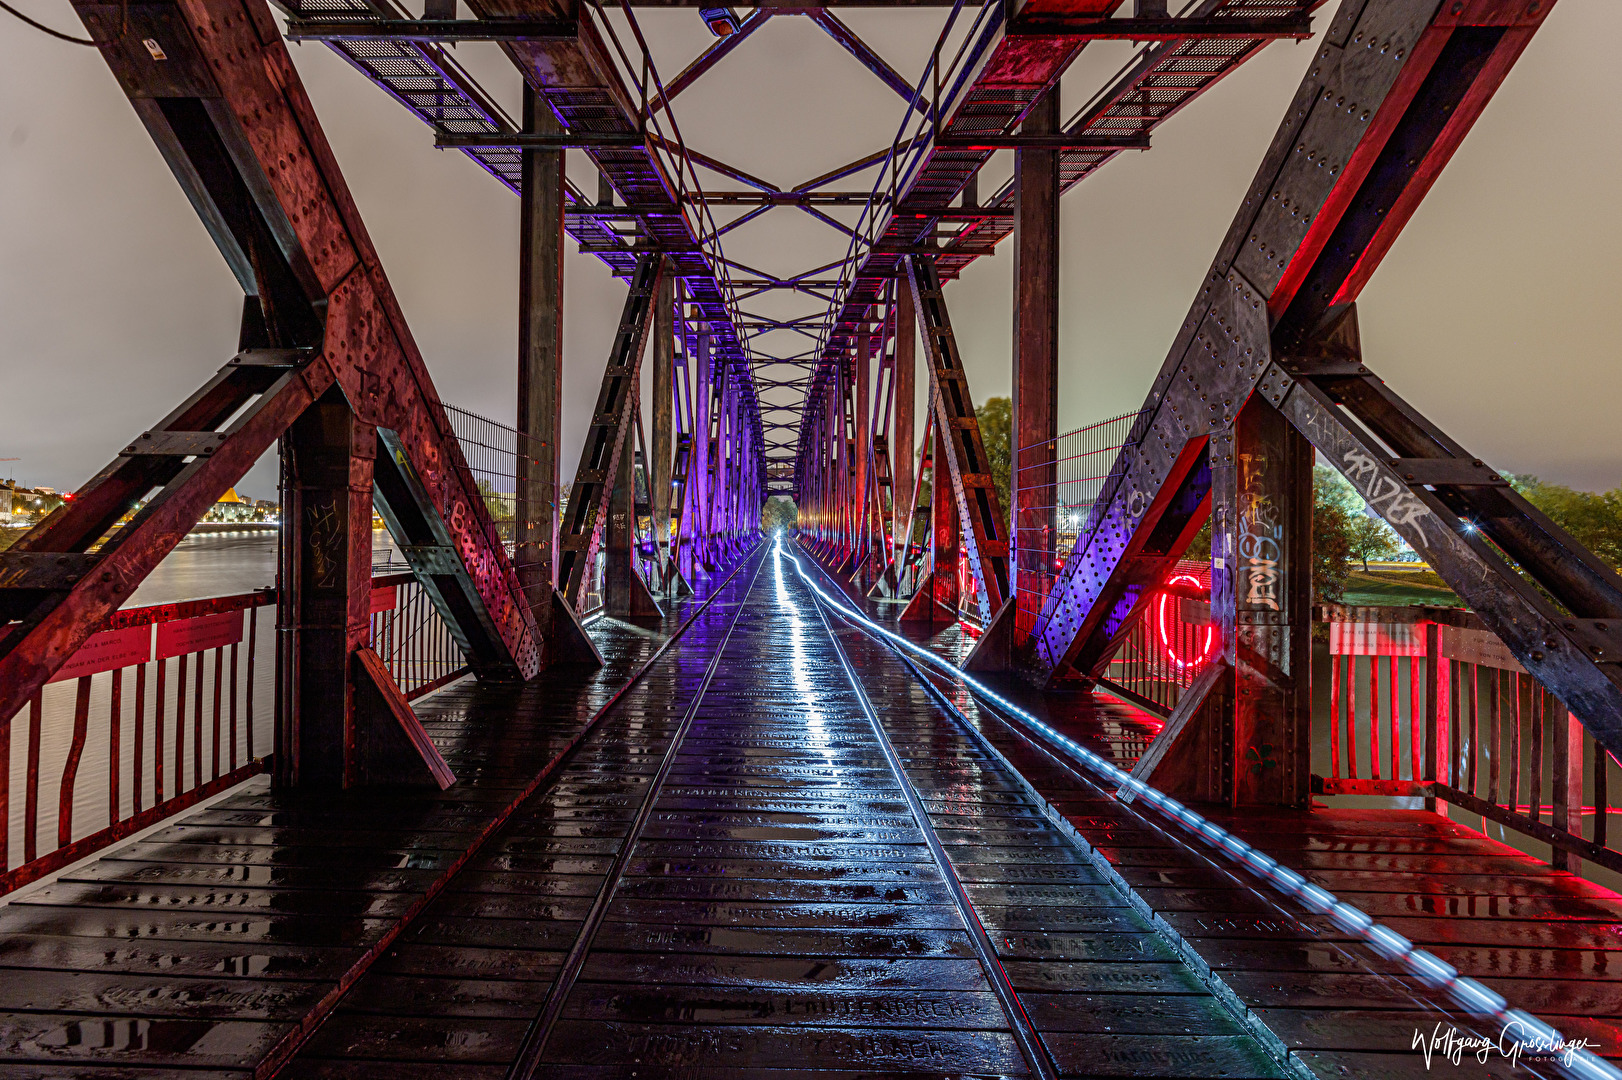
xmin=2 ymin=0 xmax=1618 ymax=504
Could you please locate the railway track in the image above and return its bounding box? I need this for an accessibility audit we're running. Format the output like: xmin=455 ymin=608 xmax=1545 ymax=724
xmin=286 ymin=541 xmax=1289 ymax=1077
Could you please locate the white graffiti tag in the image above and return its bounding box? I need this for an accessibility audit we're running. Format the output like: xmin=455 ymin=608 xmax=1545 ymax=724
xmin=1342 ymin=448 xmax=1431 ymax=544
xmin=1238 ymin=532 xmax=1282 ymax=610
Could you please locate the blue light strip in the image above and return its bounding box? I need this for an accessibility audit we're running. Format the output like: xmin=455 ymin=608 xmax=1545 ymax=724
xmin=781 ymin=540 xmax=1619 ymax=1080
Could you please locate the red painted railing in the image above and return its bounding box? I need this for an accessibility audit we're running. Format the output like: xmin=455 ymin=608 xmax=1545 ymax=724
xmin=2 ymin=590 xmax=272 ymax=895
xmin=2 ymin=572 xmax=468 ymax=896
xmin=1318 ymin=605 xmax=1619 ymax=876
xmin=1110 ymin=585 xmax=1622 ymax=877
xmin=370 ymin=572 xmax=472 ymax=699
xmin=1098 ymin=560 xmax=1213 ymax=715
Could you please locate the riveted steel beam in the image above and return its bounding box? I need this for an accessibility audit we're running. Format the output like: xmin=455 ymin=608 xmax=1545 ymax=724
xmin=1030 ymin=0 xmax=1561 ymax=692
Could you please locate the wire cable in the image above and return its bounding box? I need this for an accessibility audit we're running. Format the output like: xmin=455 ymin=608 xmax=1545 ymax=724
xmin=0 ymin=0 xmax=106 ymax=45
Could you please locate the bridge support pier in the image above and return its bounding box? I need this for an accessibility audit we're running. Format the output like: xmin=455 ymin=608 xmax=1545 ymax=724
xmin=900 ymin=407 xmax=959 ymax=626
xmin=1214 ymin=397 xmax=1312 ymax=807
xmin=652 ymin=266 xmax=675 ymax=585
xmin=604 ymin=371 xmax=663 ymax=620
xmin=1011 ymin=86 xmax=1060 ymax=647
xmin=277 ymin=389 xmax=453 ymax=789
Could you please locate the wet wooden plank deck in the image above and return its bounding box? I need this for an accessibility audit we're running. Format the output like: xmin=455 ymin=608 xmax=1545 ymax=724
xmin=915 ymin=639 xmax=1622 ymax=1079
xmin=0 ymin=573 xmax=741 ymax=1078
xmin=0 ymin=541 xmax=1613 ymax=1079
xmin=276 ymin=546 xmax=1291 ymax=1078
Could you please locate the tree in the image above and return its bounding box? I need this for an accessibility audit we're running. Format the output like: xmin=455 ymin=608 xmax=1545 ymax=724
xmin=1509 ymin=475 xmax=1622 ymax=569
xmin=975 ymin=396 xmax=1012 ymax=526
xmin=760 ymin=496 xmax=798 ymax=534
xmin=1345 ymin=511 xmax=1401 ymax=570
xmin=1315 ymin=465 xmax=1402 ymax=570
xmin=1311 ymin=468 xmax=1353 ymax=604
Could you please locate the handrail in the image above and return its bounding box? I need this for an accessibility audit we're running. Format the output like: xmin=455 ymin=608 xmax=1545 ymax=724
xmin=1115 ymin=589 xmax=1622 ymax=878
xmin=2 ymin=573 xmax=468 ymax=897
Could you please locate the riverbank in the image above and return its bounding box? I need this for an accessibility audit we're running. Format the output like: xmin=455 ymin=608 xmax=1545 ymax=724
xmin=0 ymin=520 xmax=276 ymax=552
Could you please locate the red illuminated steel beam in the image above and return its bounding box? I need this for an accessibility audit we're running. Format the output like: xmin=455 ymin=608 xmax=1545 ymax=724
xmin=905 ymin=255 xmax=1008 ymax=624
xmin=0 ymin=0 xmax=542 ymax=731
xmin=1028 ymin=0 xmax=1622 ymax=762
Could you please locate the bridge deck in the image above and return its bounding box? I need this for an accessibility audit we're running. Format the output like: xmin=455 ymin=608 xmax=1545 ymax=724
xmin=0 ymin=545 xmax=1615 ymax=1078
xmin=900 ymin=628 xmax=1622 ymax=1077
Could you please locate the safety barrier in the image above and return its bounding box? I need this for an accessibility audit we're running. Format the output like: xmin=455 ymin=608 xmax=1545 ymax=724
xmin=1096 ymin=560 xmax=1213 ymax=714
xmin=1118 ymin=583 xmax=1622 ymax=877
xmin=1319 ymin=604 xmax=1617 ymax=876
xmin=2 ymin=572 xmax=468 ymax=896
xmin=1012 ymin=410 xmax=1143 ymax=635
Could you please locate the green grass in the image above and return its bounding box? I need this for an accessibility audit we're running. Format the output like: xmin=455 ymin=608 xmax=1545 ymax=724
xmin=1340 ymin=566 xmax=1466 ymax=609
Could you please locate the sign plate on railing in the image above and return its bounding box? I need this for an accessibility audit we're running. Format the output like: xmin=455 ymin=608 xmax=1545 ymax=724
xmin=48 ymin=626 xmax=152 ymax=683
xmin=155 ymin=609 xmax=244 ymax=660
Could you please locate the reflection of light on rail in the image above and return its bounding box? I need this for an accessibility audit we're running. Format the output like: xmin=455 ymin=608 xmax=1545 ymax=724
xmin=780 ymin=539 xmax=1618 ymax=1080
xmin=1155 ymin=574 xmax=1215 ymax=671
xmin=772 ymin=544 xmax=831 ymax=756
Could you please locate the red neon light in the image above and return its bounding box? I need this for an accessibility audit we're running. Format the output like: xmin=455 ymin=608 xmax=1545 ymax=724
xmin=1154 ymin=573 xmax=1216 ymax=670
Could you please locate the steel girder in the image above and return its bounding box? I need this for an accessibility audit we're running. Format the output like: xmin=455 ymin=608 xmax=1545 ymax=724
xmin=905 ymin=255 xmax=1008 ymax=625
xmin=560 ymin=256 xmax=664 ymax=609
xmin=277 ymin=0 xmax=766 ymax=505
xmin=795 ymin=0 xmax=1325 ymax=492
xmin=0 ymin=0 xmax=543 ymax=728
xmin=1025 ymin=1 xmax=1622 ymax=757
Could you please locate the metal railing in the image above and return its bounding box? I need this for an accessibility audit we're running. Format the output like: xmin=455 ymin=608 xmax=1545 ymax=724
xmin=1112 ymin=585 xmax=1622 ymax=878
xmin=1098 ymin=560 xmax=1213 ymax=715
xmin=3 ymin=573 xmax=468 ymax=897
xmin=1318 ymin=605 xmax=1618 ymax=876
xmin=443 ymin=402 xmax=551 ymax=589
xmin=370 ymin=573 xmax=472 ymax=700
xmin=3 ymin=591 xmax=273 ymax=895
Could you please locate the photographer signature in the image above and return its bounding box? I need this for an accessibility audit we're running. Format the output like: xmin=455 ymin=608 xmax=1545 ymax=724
xmin=1412 ymin=1021 xmax=1600 ymax=1069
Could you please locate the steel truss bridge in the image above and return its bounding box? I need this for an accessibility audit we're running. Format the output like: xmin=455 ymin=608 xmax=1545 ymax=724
xmin=2 ymin=0 xmax=1622 ymax=1076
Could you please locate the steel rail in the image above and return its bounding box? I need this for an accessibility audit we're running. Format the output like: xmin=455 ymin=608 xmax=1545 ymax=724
xmin=796 ymin=545 xmax=1058 ymax=1080
xmin=505 ymin=546 xmax=771 ymax=1079
xmin=785 ymin=541 xmax=1622 ymax=1080
xmin=264 ymin=545 xmax=763 ymax=1077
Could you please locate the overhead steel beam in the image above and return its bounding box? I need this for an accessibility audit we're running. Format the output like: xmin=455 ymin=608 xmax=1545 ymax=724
xmin=808 ymin=9 xmax=928 ymax=113
xmin=436 ymin=132 xmax=647 ymax=149
xmin=1030 ymin=0 xmax=1572 ymax=711
xmin=647 ymin=8 xmax=774 ymax=115
xmin=285 ymin=16 xmax=576 ymax=40
xmin=1006 ymin=14 xmax=1314 ymax=39
xmin=934 ymin=133 xmax=1149 ymax=150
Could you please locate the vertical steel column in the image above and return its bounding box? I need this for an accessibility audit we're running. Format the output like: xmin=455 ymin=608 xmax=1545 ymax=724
xmin=604 ymin=367 xmax=660 ymax=617
xmin=1012 ymin=88 xmax=1060 ymax=641
xmin=893 ymin=285 xmax=916 ymax=571
xmin=1211 ymin=398 xmax=1313 ymax=806
xmin=652 ymin=264 xmax=674 ymax=577
xmin=853 ymin=330 xmax=873 ymax=578
xmin=716 ymin=375 xmax=733 ymax=557
xmin=604 ymin=370 xmax=637 ymax=612
xmin=276 ymin=388 xmax=374 ymax=789
xmin=823 ymin=379 xmax=838 ymax=557
xmin=930 ymin=403 xmax=960 ymax=620
xmin=517 ymin=86 xmax=565 ymax=621
xmin=690 ymin=322 xmax=712 ymax=573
